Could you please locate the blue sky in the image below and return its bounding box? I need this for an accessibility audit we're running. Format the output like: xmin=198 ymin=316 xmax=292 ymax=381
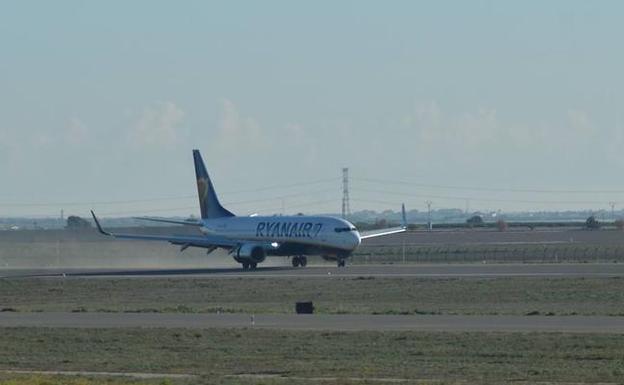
xmin=1 ymin=1 xmax=623 ymax=217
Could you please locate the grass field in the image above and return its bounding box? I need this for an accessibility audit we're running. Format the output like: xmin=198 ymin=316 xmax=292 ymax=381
xmin=0 ymin=376 xmax=167 ymax=385
xmin=2 ymin=276 xmax=624 ymax=316
xmin=1 ymin=328 xmax=623 ymax=384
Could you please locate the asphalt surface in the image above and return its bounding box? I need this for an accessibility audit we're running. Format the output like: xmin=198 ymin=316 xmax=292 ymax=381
xmin=0 ymin=312 xmax=623 ymax=333
xmin=2 ymin=263 xmax=624 ymax=278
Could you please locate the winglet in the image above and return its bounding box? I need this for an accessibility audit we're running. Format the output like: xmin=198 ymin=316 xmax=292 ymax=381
xmin=91 ymin=210 xmax=112 ymax=236
xmin=401 ymin=203 xmax=407 ymax=229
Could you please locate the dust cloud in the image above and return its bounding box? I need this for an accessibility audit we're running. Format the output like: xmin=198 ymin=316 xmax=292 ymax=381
xmin=0 ymin=230 xmax=290 ymax=269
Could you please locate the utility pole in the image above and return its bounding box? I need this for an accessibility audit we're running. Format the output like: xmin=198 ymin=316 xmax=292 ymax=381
xmin=425 ymin=200 xmax=432 ymax=231
xmin=610 ymin=202 xmax=616 ymax=220
xmin=342 ymin=168 xmax=350 ymax=219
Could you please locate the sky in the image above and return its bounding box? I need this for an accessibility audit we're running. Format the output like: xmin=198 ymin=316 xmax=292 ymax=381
xmin=1 ymin=0 xmax=624 ymax=217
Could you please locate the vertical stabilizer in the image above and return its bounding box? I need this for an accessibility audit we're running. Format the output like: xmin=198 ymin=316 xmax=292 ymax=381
xmin=193 ymin=150 xmax=235 ymax=219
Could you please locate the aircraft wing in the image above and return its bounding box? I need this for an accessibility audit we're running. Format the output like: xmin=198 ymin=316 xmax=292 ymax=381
xmin=359 ymin=226 xmax=406 ymax=240
xmin=91 ymin=211 xmax=236 ymax=249
xmin=359 ymin=203 xmax=408 ymax=240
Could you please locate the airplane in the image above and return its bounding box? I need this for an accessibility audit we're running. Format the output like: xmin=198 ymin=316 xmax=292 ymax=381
xmin=91 ymin=149 xmax=407 ymax=269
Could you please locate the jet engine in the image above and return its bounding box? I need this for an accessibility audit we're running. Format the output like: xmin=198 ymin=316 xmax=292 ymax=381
xmin=235 ymin=243 xmax=266 ymax=263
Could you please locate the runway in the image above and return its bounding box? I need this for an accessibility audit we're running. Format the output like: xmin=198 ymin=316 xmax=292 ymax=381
xmin=0 ymin=312 xmax=623 ymax=333
xmin=2 ymin=263 xmax=624 ymax=279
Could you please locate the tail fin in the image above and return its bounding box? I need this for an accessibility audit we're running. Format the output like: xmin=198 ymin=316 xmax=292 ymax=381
xmin=193 ymin=149 xmax=235 ymax=219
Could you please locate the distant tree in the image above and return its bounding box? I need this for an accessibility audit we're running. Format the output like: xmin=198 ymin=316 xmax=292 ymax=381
xmin=66 ymin=215 xmax=91 ymax=229
xmin=354 ymin=222 xmax=375 ymax=231
xmin=466 ymin=215 xmax=484 ymax=227
xmin=406 ymin=223 xmax=419 ymax=231
xmin=354 ymin=220 xmax=401 ymax=231
xmin=496 ymin=219 xmax=508 ymax=232
xmin=585 ymin=215 xmax=601 ymax=230
xmin=615 ymin=219 xmax=624 ymax=231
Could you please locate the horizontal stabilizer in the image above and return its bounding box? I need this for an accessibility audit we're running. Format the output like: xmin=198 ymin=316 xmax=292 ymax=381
xmin=133 ymin=216 xmax=202 ymax=226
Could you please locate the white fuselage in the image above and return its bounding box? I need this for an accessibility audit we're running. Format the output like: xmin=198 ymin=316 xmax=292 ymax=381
xmin=199 ymin=215 xmax=361 ymax=252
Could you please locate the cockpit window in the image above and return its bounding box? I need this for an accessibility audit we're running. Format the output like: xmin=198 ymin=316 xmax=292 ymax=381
xmin=334 ymin=227 xmax=357 ymax=233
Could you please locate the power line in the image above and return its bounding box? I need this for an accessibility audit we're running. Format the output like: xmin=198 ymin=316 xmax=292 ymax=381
xmin=0 ymin=178 xmax=340 ymax=208
xmin=0 ymin=195 xmax=196 ymax=207
xmin=99 ymin=206 xmax=198 ymax=216
xmin=222 ymin=177 xmax=340 ymax=195
xmin=351 ymin=198 xmax=403 ymax=206
xmin=98 ymin=198 xmax=339 ymax=217
xmin=253 ymin=199 xmax=339 ymax=214
xmin=224 ymin=188 xmax=337 ymax=206
xmin=93 ymin=189 xmax=337 ymax=216
xmin=352 ymin=177 xmax=624 ymax=195
xmin=354 ymin=188 xmax=620 ymax=205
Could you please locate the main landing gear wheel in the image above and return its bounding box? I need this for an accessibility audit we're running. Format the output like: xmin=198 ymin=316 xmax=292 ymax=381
xmin=337 ymin=259 xmax=346 ymax=268
xmin=242 ymin=262 xmax=257 ymax=270
xmin=291 ymin=256 xmax=307 ymax=267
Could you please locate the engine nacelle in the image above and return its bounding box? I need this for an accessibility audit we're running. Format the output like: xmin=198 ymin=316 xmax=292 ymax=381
xmin=235 ymin=243 xmax=266 ymax=263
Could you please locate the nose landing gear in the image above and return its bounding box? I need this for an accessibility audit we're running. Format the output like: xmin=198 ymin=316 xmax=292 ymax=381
xmin=291 ymin=255 xmax=308 ymax=267
xmin=337 ymin=259 xmax=346 ymax=268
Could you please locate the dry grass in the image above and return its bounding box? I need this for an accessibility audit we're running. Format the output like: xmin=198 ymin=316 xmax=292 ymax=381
xmin=1 ymin=328 xmax=624 ymax=384
xmin=0 ymin=375 xmax=165 ymax=385
xmin=2 ymin=276 xmax=624 ymax=316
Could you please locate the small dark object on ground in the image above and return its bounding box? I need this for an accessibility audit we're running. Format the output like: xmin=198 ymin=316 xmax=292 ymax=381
xmin=586 ymin=215 xmax=601 ymax=230
xmin=1 ymin=307 xmax=16 ymax=312
xmin=296 ymin=301 xmax=314 ymax=314
xmin=467 ymin=215 xmax=484 ymax=227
